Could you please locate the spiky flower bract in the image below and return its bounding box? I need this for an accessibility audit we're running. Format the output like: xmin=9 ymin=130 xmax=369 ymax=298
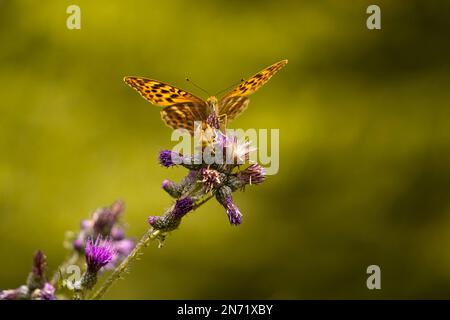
xmin=85 ymin=237 xmax=116 ymax=273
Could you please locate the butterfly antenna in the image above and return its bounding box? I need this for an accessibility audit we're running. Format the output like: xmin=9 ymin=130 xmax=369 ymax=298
xmin=214 ymin=78 xmax=245 ymax=96
xmin=185 ymin=78 xmax=210 ymax=96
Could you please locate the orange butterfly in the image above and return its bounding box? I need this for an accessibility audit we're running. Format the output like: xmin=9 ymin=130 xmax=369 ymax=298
xmin=124 ymin=60 xmax=288 ymax=134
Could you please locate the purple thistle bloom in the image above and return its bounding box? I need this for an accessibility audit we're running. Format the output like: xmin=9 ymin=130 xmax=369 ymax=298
xmin=214 ymin=130 xmax=256 ymax=165
xmin=0 ymin=286 xmax=29 ymax=300
xmin=73 ymin=238 xmax=83 ymax=251
xmin=31 ymin=282 xmax=55 ymax=300
xmin=93 ymin=200 xmax=125 ymax=236
xmin=216 ymin=185 xmax=243 ymax=225
xmin=147 ymin=197 xmax=193 ymax=232
xmin=0 ymin=289 xmax=17 ymax=300
xmin=27 ymin=250 xmax=47 ymax=291
xmin=161 ymin=179 xmax=182 ymax=198
xmin=111 ymin=226 xmax=125 ymax=240
xmin=173 ymin=197 xmax=194 ymax=218
xmin=159 ymin=150 xmax=183 ymax=167
xmin=40 ymin=283 xmax=56 ymax=300
xmin=85 ymin=237 xmax=116 ymax=273
xmin=114 ymin=239 xmax=135 ymax=256
xmin=148 ymin=215 xmax=158 ymax=226
xmin=237 ymin=164 xmax=266 ymax=185
xmin=200 ymin=168 xmax=221 ymax=192
xmin=162 ymin=179 xmax=174 ymax=190
xmin=104 ymin=239 xmax=136 ymax=271
xmin=31 ymin=250 xmax=46 ymax=280
xmin=223 ymin=196 xmax=243 ymax=225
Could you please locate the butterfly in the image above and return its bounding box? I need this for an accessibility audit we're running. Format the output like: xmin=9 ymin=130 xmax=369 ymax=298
xmin=124 ymin=59 xmax=288 ymax=134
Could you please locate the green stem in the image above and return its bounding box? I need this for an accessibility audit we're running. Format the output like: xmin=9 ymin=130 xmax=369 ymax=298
xmin=193 ymin=193 xmax=214 ymax=209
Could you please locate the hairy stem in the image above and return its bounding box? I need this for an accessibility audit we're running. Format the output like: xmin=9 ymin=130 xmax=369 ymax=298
xmin=193 ymin=193 xmax=214 ymax=210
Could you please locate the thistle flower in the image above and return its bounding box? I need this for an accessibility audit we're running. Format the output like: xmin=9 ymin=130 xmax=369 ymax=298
xmin=148 ymin=216 xmax=158 ymax=226
xmin=0 ymin=289 xmax=18 ymax=300
xmin=93 ymin=199 xmax=125 ymax=236
xmin=111 ymin=226 xmax=125 ymax=240
xmin=162 ymin=170 xmax=199 ymax=200
xmin=77 ymin=237 xmax=117 ymax=291
xmin=216 ymin=131 xmax=256 ymax=165
xmin=73 ymin=238 xmax=83 ymax=251
xmin=72 ymin=200 xmax=135 ymax=270
xmin=148 ymin=197 xmax=194 ymax=232
xmin=155 ymin=128 xmax=266 ymax=229
xmin=216 ymin=186 xmax=243 ymax=225
xmin=1 ymin=250 xmax=53 ymax=300
xmin=223 ymin=197 xmax=242 ymax=225
xmin=200 ymin=167 xmax=222 ymax=192
xmin=85 ymin=237 xmax=116 ymax=273
xmin=0 ymin=286 xmax=29 ymax=300
xmin=159 ymin=150 xmax=183 ymax=167
xmin=237 ymin=164 xmax=266 ymax=185
xmin=31 ymin=283 xmax=55 ymax=300
xmin=228 ymin=137 xmax=256 ymax=164
xmin=104 ymin=238 xmax=135 ymax=271
xmin=161 ymin=179 xmax=182 ymax=198
xmin=26 ymin=250 xmax=47 ymax=291
xmin=32 ymin=250 xmax=46 ymax=278
xmin=173 ymin=197 xmax=194 ymax=218
xmin=114 ymin=239 xmax=135 ymax=257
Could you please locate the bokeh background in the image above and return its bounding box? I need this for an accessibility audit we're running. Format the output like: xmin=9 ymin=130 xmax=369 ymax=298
xmin=1 ymin=0 xmax=449 ymax=299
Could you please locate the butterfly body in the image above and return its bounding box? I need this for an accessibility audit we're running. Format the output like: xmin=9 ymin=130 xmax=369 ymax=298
xmin=206 ymin=96 xmax=219 ymax=117
xmin=124 ymin=60 xmax=288 ymax=134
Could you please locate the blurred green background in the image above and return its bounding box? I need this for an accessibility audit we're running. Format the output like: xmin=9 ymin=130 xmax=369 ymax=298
xmin=1 ymin=0 xmax=450 ymax=299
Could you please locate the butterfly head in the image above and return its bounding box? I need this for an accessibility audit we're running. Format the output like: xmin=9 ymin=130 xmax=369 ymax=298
xmin=206 ymin=96 xmax=219 ymax=113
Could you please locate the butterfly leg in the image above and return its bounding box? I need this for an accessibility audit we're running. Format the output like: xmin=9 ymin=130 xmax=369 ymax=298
xmin=218 ymin=114 xmax=228 ymax=131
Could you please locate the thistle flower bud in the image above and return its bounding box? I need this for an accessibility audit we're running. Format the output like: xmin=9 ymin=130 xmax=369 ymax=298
xmin=148 ymin=197 xmax=194 ymax=232
xmin=0 ymin=285 xmax=29 ymax=300
xmin=73 ymin=238 xmax=83 ymax=251
xmin=85 ymin=237 xmax=116 ymax=274
xmin=237 ymin=164 xmax=266 ymax=185
xmin=173 ymin=197 xmax=194 ymax=218
xmin=200 ymin=168 xmax=222 ymax=192
xmin=162 ymin=179 xmax=183 ymax=198
xmin=216 ymin=186 xmax=243 ymax=225
xmin=31 ymin=283 xmax=55 ymax=300
xmin=148 ymin=216 xmax=158 ymax=226
xmin=159 ymin=150 xmax=183 ymax=167
xmin=114 ymin=239 xmax=135 ymax=256
xmin=80 ymin=237 xmax=116 ymax=290
xmin=216 ymin=131 xmax=256 ymax=165
xmin=26 ymin=250 xmax=47 ymax=291
xmin=111 ymin=226 xmax=125 ymax=240
xmin=93 ymin=200 xmax=124 ymax=236
xmin=0 ymin=289 xmax=18 ymax=300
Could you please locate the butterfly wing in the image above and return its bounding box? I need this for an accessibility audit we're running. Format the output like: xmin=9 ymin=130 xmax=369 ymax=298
xmin=218 ymin=96 xmax=250 ymax=122
xmin=160 ymin=103 xmax=207 ymax=134
xmin=124 ymin=77 xmax=208 ymax=133
xmin=219 ymin=59 xmax=288 ymax=121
